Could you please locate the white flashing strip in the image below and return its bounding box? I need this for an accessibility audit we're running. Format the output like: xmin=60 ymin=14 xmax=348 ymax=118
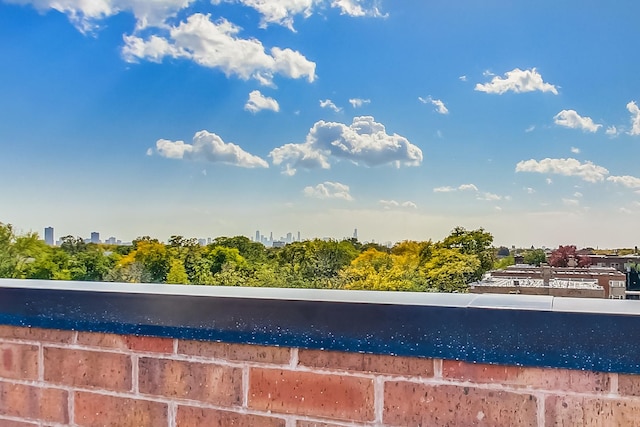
xmin=1 ymin=278 xmax=639 ymax=315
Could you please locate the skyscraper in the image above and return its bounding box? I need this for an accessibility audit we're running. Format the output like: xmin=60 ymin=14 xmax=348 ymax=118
xmin=256 ymin=230 xmax=260 ymax=242
xmin=44 ymin=227 xmax=54 ymax=246
xmin=90 ymin=232 xmax=100 ymax=244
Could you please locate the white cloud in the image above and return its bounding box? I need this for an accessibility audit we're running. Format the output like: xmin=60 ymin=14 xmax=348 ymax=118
xmin=475 ymin=68 xmax=558 ymax=95
xmin=331 ymin=0 xmax=386 ymax=17
xmin=122 ymin=13 xmax=316 ymax=85
xmin=619 ymin=207 xmax=633 ymax=214
xmin=525 ymin=187 xmax=535 ymax=194
xmin=5 ymin=0 xmax=194 ymax=32
xmin=459 ymin=75 xmax=467 ymax=82
xmin=607 ymin=175 xmax=640 ymax=189
xmin=379 ymin=199 xmax=399 ymax=208
xmin=379 ymin=200 xmax=416 ymax=209
xmin=606 ymin=125 xmax=619 ymax=136
xmin=627 ymin=101 xmax=640 ymax=135
xmin=418 ymin=96 xmax=449 ymax=114
xmin=477 ymin=192 xmax=502 ymax=201
xmin=319 ymin=99 xmax=342 ymax=112
xmin=563 ymin=198 xmax=580 ymax=207
xmin=458 ymin=183 xmax=478 ymax=192
xmin=349 ymin=98 xmax=371 ymax=108
xmin=434 ymin=184 xmax=477 ymax=193
xmin=154 ymin=130 xmax=268 ymax=168
xmin=570 ymin=147 xmax=580 ymax=154
xmin=515 ymin=158 xmax=609 ymax=183
xmin=304 ymin=181 xmax=353 ymax=200
xmin=212 ymin=0 xmax=314 ymax=31
xmin=146 ymin=147 xmax=153 ymax=156
xmin=554 ymin=110 xmax=601 ymax=133
xmin=433 ymin=186 xmax=455 ymax=193
xmin=210 ymin=0 xmax=385 ymax=31
xmin=525 ymin=125 xmax=535 ymax=133
xmin=269 ymin=116 xmax=422 ymax=175
xmin=244 ymin=90 xmax=279 ymax=113
xmin=574 ymin=192 xmax=583 ymax=198
xmin=546 ymin=178 xmax=553 ymax=185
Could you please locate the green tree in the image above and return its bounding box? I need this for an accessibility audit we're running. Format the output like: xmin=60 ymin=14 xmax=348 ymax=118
xmin=523 ymin=249 xmax=547 ymax=266
xmin=440 ymin=227 xmax=494 ymax=281
xmin=166 ymin=259 xmax=189 ymax=284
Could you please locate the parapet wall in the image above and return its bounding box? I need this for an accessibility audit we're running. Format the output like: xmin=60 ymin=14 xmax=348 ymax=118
xmin=1 ymin=279 xmax=640 ymax=426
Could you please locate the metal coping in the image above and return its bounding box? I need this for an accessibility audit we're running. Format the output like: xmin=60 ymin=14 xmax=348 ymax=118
xmin=1 ymin=279 xmax=640 ymax=374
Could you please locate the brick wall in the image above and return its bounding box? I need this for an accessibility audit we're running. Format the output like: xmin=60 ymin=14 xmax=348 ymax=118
xmin=1 ymin=325 xmax=640 ymax=426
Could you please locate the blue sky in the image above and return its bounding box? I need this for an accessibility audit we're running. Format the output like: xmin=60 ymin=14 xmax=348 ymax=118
xmin=1 ymin=0 xmax=640 ymax=247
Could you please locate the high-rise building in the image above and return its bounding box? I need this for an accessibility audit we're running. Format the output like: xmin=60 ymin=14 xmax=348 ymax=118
xmin=90 ymin=232 xmax=100 ymax=244
xmin=353 ymin=228 xmax=358 ymax=240
xmin=297 ymin=231 xmax=301 ymax=242
xmin=44 ymin=227 xmax=54 ymax=246
xmin=256 ymin=230 xmax=260 ymax=242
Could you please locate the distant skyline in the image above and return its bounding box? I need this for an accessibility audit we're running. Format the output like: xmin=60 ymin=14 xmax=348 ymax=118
xmin=1 ymin=1 xmax=640 ymax=248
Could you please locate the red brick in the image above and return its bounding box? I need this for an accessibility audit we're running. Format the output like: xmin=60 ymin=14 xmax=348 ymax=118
xmin=296 ymin=421 xmax=350 ymax=427
xmin=546 ymin=395 xmax=640 ymax=426
xmin=0 ymin=420 xmax=39 ymax=426
xmin=0 ymin=325 xmax=73 ymax=343
xmin=178 ymin=340 xmax=290 ymax=364
xmin=77 ymin=332 xmax=173 ymax=353
xmin=75 ymin=391 xmax=167 ymax=427
xmin=443 ymin=360 xmax=610 ymax=393
xmin=44 ymin=347 xmax=132 ymax=391
xmin=0 ymin=343 xmax=39 ymax=380
xmin=384 ymin=381 xmax=537 ymax=426
xmin=138 ymin=357 xmax=242 ymax=406
xmin=249 ymin=368 xmax=374 ymax=422
xmin=176 ymin=405 xmax=285 ymax=427
xmin=298 ymin=349 xmax=434 ymax=377
xmin=618 ymin=373 xmax=640 ymax=396
xmin=0 ymin=381 xmax=68 ymax=423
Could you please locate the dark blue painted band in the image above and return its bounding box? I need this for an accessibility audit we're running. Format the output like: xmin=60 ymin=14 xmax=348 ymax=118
xmin=1 ymin=280 xmax=640 ymax=374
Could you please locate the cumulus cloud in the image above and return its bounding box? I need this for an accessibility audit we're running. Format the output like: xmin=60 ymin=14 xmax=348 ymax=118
xmin=269 ymin=116 xmax=422 ymax=175
xmin=554 ymin=110 xmax=601 ymax=132
xmin=607 ymin=175 xmax=640 ymax=189
xmin=606 ymin=125 xmax=619 ymax=136
xmin=319 ymin=99 xmax=342 ymax=112
xmin=515 ymin=158 xmax=609 ymax=183
xmin=458 ymin=183 xmax=478 ymax=192
xmin=211 ymin=0 xmax=314 ymax=31
xmin=475 ymin=68 xmax=558 ymax=95
xmin=627 ymin=101 xmax=640 ymax=135
xmin=433 ymin=183 xmax=477 ymax=193
xmin=211 ymin=0 xmax=385 ymax=30
xmin=331 ymin=0 xmax=386 ymax=17
xmin=349 ymin=98 xmax=370 ymax=108
xmin=5 ymin=0 xmax=194 ymax=32
xmin=418 ymin=96 xmax=449 ymax=114
xmin=477 ymin=192 xmax=502 ymax=201
xmin=154 ymin=130 xmax=268 ymax=168
xmin=304 ymin=181 xmax=353 ymax=200
xmin=379 ymin=200 xmax=417 ymax=209
xmin=244 ymin=90 xmax=279 ymax=113
xmin=122 ymin=13 xmax=316 ymax=85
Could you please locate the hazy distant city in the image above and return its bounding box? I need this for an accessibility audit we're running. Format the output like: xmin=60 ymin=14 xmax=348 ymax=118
xmin=41 ymin=226 xmax=395 ymax=248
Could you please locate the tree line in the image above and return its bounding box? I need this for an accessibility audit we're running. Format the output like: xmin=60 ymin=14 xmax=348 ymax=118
xmin=1 ymin=222 xmax=503 ymax=292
